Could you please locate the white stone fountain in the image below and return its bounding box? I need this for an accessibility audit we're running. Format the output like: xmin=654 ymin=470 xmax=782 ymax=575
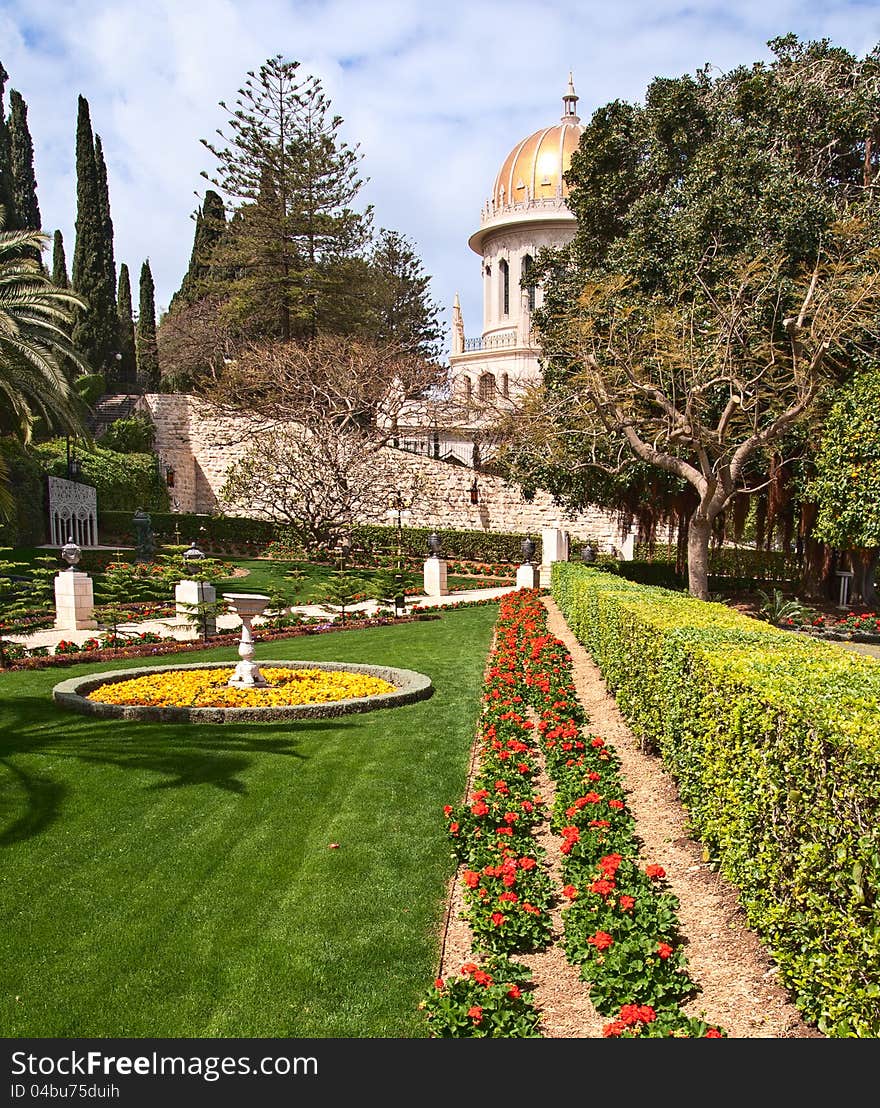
xmin=223 ymin=593 xmax=271 ymax=688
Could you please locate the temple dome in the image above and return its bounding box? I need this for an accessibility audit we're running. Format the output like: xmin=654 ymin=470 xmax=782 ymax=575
xmin=491 ymin=75 xmax=584 ymax=209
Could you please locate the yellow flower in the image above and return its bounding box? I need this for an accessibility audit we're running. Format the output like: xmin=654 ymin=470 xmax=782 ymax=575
xmin=87 ymin=667 xmax=396 ymax=708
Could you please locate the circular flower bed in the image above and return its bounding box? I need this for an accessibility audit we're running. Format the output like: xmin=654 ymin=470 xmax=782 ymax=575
xmin=53 ymin=660 xmax=432 ymax=724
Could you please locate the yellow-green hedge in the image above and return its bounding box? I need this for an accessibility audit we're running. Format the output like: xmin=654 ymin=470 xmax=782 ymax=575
xmin=552 ymin=562 xmax=880 ymax=1037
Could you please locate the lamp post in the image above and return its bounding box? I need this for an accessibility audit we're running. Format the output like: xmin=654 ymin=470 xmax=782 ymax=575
xmin=521 ymin=537 xmax=536 ymax=564
xmin=389 ymin=494 xmax=404 ymax=570
xmin=183 ymin=539 xmax=208 ymax=642
xmin=339 ymin=534 xmax=352 ymax=572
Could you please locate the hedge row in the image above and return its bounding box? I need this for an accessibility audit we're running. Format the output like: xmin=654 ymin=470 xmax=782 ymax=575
xmin=551 ymin=561 xmax=880 ymax=1038
xmin=633 ymin=542 xmax=799 ymax=583
xmin=98 ymin=511 xmax=536 ymax=563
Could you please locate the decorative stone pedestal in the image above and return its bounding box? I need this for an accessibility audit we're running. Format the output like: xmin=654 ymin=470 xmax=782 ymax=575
xmin=224 ymin=593 xmax=270 ymax=688
xmin=540 ymin=525 xmax=569 ymax=587
xmin=423 ymin=558 xmax=449 ymax=597
xmin=54 ymin=570 xmax=97 ymax=630
xmin=175 ymin=579 xmax=217 ymax=636
xmin=516 ymin=563 xmax=540 ymax=590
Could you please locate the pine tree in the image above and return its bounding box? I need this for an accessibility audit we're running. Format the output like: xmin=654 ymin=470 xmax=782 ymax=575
xmin=363 ymin=228 xmax=443 ymax=358
xmin=93 ymin=134 xmax=116 ymax=313
xmin=8 ymin=89 xmax=40 ymax=231
xmin=116 ymin=262 xmax=137 ymax=385
xmin=0 ymin=63 xmax=16 ymax=228
xmin=136 ymin=259 xmax=160 ymax=388
xmin=168 ymin=188 xmax=226 ymax=312
xmin=71 ymin=94 xmax=116 ymax=377
xmin=52 ymin=230 xmax=69 ymax=287
xmin=201 ymin=55 xmax=371 ymax=341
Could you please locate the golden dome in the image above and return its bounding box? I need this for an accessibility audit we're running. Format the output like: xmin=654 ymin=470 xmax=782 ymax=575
xmin=492 ymin=75 xmax=584 ymax=209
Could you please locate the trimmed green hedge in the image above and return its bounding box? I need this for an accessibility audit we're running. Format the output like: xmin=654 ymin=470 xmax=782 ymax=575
xmin=98 ymin=512 xmax=536 ymax=562
xmin=552 ymin=562 xmax=880 ymax=1038
xmin=633 ymin=542 xmax=799 ymax=583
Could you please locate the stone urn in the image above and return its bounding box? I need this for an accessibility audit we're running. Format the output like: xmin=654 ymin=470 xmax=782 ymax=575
xmin=223 ymin=593 xmax=271 ymax=688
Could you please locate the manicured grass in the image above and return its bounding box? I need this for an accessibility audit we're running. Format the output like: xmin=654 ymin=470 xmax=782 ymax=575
xmin=212 ymin=557 xmax=510 ymax=602
xmin=0 ymin=605 xmax=498 ymax=1037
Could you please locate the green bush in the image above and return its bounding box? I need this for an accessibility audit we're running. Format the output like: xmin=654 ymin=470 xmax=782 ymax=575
xmin=0 ymin=439 xmax=47 ymax=546
xmin=552 ymin=561 xmax=880 ymax=1038
xmin=98 ymin=414 xmax=156 ymax=454
xmin=34 ymin=439 xmax=169 ymax=513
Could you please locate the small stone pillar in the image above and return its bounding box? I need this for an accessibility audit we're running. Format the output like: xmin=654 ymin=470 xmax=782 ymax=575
xmin=516 ymin=563 xmax=540 ymax=589
xmin=175 ymin=579 xmax=217 ymax=635
xmin=54 ymin=570 xmax=97 ymax=630
xmin=539 ymin=526 xmax=568 ymax=588
xmin=423 ymin=558 xmax=449 ymax=597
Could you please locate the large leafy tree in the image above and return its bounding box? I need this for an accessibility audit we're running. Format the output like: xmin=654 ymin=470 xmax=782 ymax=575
xmin=508 ymin=35 xmax=880 ymax=598
xmin=200 ymin=54 xmax=371 ymax=342
xmin=809 ymin=367 xmax=880 ymax=604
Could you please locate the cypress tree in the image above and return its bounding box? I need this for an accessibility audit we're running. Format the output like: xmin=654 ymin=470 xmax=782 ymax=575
xmin=168 ymin=188 xmax=226 ymax=311
xmin=136 ymin=259 xmax=160 ymax=389
xmin=71 ymin=94 xmax=116 ymax=376
xmin=8 ymin=89 xmax=40 ymax=231
xmin=52 ymin=230 xmax=69 ymax=288
xmin=93 ymin=133 xmax=116 ymax=312
xmin=116 ymin=262 xmax=137 ymax=386
xmin=0 ymin=62 xmax=16 ymax=227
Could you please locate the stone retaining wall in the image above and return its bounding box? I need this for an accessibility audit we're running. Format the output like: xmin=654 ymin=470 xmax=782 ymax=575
xmin=141 ymin=393 xmax=636 ymax=552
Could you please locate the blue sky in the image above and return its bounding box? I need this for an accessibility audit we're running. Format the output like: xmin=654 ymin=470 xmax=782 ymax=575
xmin=2 ymin=0 xmax=879 ymax=355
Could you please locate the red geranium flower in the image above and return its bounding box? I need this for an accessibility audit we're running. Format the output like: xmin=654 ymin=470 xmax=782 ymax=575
xmin=645 ymin=864 xmax=666 ymax=879
xmin=586 ymin=930 xmax=614 ymax=951
xmin=467 ymin=1005 xmax=483 ymax=1023
xmin=561 ymin=884 xmax=578 ymax=900
xmin=657 ymin=942 xmax=674 ymax=960
xmin=491 ymin=912 xmax=505 ymax=927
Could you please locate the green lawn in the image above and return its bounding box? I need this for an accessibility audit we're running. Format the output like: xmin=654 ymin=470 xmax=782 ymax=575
xmin=0 ymin=605 xmax=498 ymax=1037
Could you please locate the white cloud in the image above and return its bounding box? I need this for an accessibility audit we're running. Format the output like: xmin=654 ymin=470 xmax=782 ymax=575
xmin=3 ymin=0 xmax=879 ymax=350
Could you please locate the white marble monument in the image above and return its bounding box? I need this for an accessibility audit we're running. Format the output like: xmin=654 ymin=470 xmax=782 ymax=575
xmin=54 ymin=538 xmax=97 ymax=630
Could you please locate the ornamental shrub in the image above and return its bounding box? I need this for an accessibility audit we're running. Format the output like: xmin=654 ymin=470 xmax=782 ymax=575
xmin=552 ymin=561 xmax=880 ymax=1037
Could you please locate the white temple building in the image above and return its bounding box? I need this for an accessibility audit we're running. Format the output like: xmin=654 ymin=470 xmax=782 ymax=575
xmin=392 ymin=77 xmax=586 ymax=466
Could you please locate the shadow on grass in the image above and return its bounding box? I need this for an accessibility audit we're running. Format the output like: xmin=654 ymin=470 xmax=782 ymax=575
xmin=0 ymin=696 xmax=357 ymax=846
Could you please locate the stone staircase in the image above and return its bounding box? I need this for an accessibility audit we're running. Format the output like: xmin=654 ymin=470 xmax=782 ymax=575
xmin=87 ymin=393 xmax=144 ymax=437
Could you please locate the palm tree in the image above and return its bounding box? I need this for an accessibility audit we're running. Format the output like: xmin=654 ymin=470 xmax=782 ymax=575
xmin=0 ymin=211 xmax=91 ymax=518
xmin=0 ymin=211 xmax=90 ymax=443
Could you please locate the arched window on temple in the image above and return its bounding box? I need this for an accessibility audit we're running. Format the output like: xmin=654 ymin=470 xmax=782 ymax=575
xmin=501 ymin=373 xmax=509 ymax=398
xmin=523 ymin=254 xmax=536 ymax=311
xmin=499 ymin=258 xmax=510 ymax=317
xmin=464 ymin=376 xmax=473 ymax=400
xmin=479 ymin=372 xmax=496 ymax=401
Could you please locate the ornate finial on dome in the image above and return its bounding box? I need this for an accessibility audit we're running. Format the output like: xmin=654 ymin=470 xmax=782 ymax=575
xmin=562 ymin=72 xmax=580 ymax=123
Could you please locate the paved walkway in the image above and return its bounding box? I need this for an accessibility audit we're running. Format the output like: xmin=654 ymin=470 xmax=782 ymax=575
xmin=8 ymin=585 xmax=518 ymax=654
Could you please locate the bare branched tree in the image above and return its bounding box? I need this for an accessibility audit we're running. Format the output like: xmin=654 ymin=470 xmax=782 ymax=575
xmin=208 ymin=335 xmax=444 ymax=549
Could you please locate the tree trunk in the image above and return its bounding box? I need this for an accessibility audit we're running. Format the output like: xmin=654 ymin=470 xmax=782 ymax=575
xmin=853 ymin=547 xmax=879 ymax=608
xmin=687 ymin=515 xmax=713 ymax=600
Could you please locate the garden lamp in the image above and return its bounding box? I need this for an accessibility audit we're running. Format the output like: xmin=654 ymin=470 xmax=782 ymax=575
xmin=427 ymin=532 xmax=443 ymax=558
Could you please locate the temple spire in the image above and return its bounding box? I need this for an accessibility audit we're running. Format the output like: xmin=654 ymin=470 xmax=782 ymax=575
xmin=562 ymin=72 xmax=580 ymax=123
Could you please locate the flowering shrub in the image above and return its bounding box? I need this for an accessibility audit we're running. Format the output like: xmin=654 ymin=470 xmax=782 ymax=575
xmin=86 ymin=666 xmax=396 ymax=709
xmin=53 ymin=639 xmax=83 ymax=655
xmin=421 ymin=957 xmax=541 ymax=1037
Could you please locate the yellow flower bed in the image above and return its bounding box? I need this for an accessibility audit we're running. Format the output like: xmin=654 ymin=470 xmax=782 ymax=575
xmin=86 ymin=667 xmax=397 ymax=709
